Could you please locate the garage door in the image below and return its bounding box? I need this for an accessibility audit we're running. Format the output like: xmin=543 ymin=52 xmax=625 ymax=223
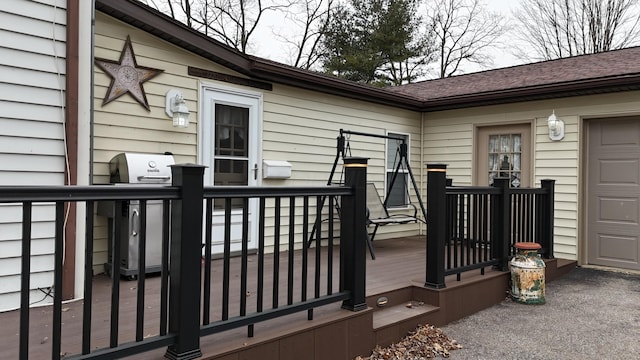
xmin=588 ymin=117 xmax=640 ymax=271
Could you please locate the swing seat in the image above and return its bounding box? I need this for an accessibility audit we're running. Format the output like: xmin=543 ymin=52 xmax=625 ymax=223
xmin=366 ymin=183 xmax=419 ymax=228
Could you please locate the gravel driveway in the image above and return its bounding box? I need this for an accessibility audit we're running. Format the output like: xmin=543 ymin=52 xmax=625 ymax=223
xmin=442 ymin=266 xmax=640 ymax=360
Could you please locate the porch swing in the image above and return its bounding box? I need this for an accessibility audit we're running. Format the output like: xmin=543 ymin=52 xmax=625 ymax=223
xmin=311 ymin=129 xmax=427 ymax=259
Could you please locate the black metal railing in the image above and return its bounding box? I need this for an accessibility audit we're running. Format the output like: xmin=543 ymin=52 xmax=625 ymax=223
xmin=425 ymin=164 xmax=555 ymax=288
xmin=2 ymin=158 xmax=369 ymax=360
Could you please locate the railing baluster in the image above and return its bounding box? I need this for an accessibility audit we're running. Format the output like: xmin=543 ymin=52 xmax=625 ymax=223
xmin=524 ymin=193 xmax=528 ymax=243
xmin=136 ymin=200 xmax=147 ymax=342
xmin=251 ymin=197 xmax=267 ymax=338
xmin=511 ymin=193 xmax=517 ymax=248
xmin=465 ymin=194 xmax=471 ymax=268
xmin=273 ymin=197 xmax=281 ymax=309
xmin=327 ymin=196 xmax=334 ymax=296
xmin=52 ymin=202 xmax=65 ymax=360
xmin=19 ymin=202 xmax=32 ymax=360
xmin=287 ymin=197 xmax=295 ymax=305
xmin=472 ymin=194 xmax=478 ymax=265
xmin=447 ymin=193 xmax=452 ymax=271
xmin=160 ymin=200 xmax=170 ymax=336
xmin=110 ymin=200 xmax=123 ymax=348
xmin=82 ymin=201 xmax=94 ymax=354
xmin=302 ymin=196 xmax=310 ymax=320
xmin=203 ymin=199 xmax=213 ymax=325
xmin=315 ymin=195 xmax=322 ymax=300
xmin=222 ymin=198 xmax=232 ymax=321
xmin=241 ymin=198 xmax=249 ymax=334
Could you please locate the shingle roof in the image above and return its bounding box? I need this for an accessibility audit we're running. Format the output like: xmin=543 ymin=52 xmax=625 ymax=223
xmin=389 ymin=47 xmax=640 ymax=110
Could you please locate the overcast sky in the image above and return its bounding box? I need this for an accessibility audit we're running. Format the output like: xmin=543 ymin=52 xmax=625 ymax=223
xmin=252 ymin=0 xmax=526 ymax=76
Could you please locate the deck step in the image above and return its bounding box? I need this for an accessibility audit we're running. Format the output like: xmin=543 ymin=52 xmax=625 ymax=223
xmin=373 ymin=301 xmax=439 ymax=330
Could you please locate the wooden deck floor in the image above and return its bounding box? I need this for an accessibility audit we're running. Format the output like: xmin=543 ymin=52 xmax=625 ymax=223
xmin=0 ymin=236 xmax=433 ymax=360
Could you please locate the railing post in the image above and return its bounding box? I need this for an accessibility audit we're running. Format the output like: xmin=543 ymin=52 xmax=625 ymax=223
xmin=165 ymin=164 xmax=206 ymax=360
xmin=491 ymin=178 xmax=511 ymax=271
xmin=425 ymin=164 xmax=447 ymax=289
xmin=540 ymin=179 xmax=555 ymax=259
xmin=340 ymin=157 xmax=368 ymax=312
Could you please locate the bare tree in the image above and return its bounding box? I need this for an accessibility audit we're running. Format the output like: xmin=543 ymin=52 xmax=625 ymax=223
xmin=198 ymin=0 xmax=296 ymax=53
xmin=513 ymin=0 xmax=640 ymax=61
xmin=275 ymin=0 xmax=335 ymax=70
xmin=139 ymin=0 xmax=294 ymax=54
xmin=427 ymin=0 xmax=507 ymax=78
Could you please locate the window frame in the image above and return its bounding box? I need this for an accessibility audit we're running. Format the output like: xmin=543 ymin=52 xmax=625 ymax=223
xmin=385 ymin=131 xmax=411 ymax=209
xmin=474 ymin=123 xmax=532 ymax=188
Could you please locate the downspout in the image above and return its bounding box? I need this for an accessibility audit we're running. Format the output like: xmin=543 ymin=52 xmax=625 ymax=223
xmin=89 ymin=0 xmax=96 ymax=183
xmin=63 ymin=0 xmax=80 ymax=301
xmin=420 ymin=111 xmax=425 ymax=235
xmin=73 ymin=0 xmax=96 ymax=300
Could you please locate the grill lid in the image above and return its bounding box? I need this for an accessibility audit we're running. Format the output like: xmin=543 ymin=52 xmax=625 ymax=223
xmin=109 ymin=152 xmax=175 ymax=184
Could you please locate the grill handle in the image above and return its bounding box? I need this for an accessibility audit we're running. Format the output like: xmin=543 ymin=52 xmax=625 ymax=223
xmin=137 ymin=175 xmax=171 ymax=181
xmin=131 ymin=209 xmax=139 ymax=237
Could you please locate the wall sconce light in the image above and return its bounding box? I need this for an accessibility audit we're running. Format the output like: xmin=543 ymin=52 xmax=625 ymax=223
xmin=547 ymin=110 xmax=564 ymax=141
xmin=165 ymin=89 xmax=190 ymax=128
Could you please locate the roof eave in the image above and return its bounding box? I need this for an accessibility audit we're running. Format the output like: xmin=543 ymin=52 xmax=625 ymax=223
xmin=249 ymin=60 xmax=423 ymax=110
xmin=94 ymin=0 xmax=254 ymax=76
xmin=420 ymin=75 xmax=640 ymax=112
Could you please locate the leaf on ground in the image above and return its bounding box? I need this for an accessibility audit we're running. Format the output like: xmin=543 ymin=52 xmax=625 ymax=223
xmin=360 ymin=324 xmax=462 ymax=359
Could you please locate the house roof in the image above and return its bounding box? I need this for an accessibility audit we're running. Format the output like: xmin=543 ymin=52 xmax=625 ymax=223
xmin=389 ymin=47 xmax=640 ymax=111
xmin=95 ymin=0 xmax=640 ymax=112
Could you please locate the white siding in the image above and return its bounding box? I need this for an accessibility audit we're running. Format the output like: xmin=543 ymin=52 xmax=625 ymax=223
xmin=0 ymin=0 xmax=67 ymax=311
xmin=423 ymin=92 xmax=640 ymax=261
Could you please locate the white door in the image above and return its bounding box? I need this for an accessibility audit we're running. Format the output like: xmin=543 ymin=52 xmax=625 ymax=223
xmin=200 ymin=86 xmax=262 ymax=254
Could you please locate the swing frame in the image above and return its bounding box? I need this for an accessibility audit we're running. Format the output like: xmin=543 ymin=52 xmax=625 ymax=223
xmin=313 ymin=129 xmax=427 ymax=259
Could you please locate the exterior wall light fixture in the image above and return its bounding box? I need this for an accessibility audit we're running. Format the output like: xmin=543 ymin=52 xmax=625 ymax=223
xmin=165 ymin=89 xmax=190 ymax=128
xmin=547 ymin=110 xmax=564 ymax=141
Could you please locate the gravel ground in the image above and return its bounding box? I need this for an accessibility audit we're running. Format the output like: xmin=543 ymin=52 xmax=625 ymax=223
xmin=442 ymin=266 xmax=640 ymax=360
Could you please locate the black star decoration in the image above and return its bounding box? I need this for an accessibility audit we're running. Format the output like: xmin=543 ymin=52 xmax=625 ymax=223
xmin=94 ymin=36 xmax=163 ymax=110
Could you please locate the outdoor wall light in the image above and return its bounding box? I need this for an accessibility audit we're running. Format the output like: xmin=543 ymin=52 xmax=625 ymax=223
xmin=547 ymin=110 xmax=564 ymax=141
xmin=165 ymin=89 xmax=190 ymax=128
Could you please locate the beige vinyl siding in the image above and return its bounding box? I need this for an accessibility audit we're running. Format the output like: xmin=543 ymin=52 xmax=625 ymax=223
xmin=261 ymin=84 xmax=422 ymax=243
xmin=262 ymin=86 xmax=421 ymax=185
xmin=93 ymin=14 xmax=247 ymax=271
xmin=93 ymin=13 xmax=424 ymax=267
xmin=0 ymin=0 xmax=67 ymax=311
xmin=93 ymin=13 xmax=241 ymax=179
xmin=423 ymin=92 xmax=640 ymax=261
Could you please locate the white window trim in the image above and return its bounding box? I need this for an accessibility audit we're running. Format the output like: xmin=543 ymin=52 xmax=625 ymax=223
xmin=385 ymin=131 xmax=411 ymax=209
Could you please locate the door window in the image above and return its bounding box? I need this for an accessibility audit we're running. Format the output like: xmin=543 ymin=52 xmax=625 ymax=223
xmin=476 ymin=124 xmax=530 ymax=187
xmin=214 ymin=104 xmax=249 ymax=208
xmin=488 ymin=133 xmax=522 ymax=187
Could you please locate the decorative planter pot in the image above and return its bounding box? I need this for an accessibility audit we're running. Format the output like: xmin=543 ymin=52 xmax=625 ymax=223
xmin=510 ymin=242 xmax=545 ymax=304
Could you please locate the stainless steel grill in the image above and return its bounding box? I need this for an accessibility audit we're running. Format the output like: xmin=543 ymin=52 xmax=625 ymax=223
xmin=98 ymin=152 xmax=175 ymax=278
